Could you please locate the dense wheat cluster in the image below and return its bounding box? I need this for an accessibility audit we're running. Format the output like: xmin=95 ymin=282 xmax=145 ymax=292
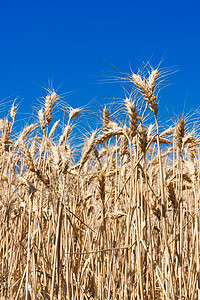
xmin=0 ymin=67 xmax=200 ymax=299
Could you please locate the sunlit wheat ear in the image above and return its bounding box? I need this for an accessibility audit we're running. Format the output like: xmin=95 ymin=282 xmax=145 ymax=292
xmin=175 ymin=118 xmax=185 ymax=150
xmin=185 ymin=161 xmax=198 ymax=183
xmin=18 ymin=124 xmax=36 ymax=142
xmin=69 ymin=108 xmax=80 ymax=121
xmin=124 ymin=96 xmax=138 ymax=139
xmin=147 ymin=68 xmax=159 ymax=90
xmin=48 ymin=120 xmax=60 ymax=139
xmin=147 ymin=123 xmax=155 ymax=140
xmin=138 ymin=126 xmax=148 ymax=153
xmin=20 ymin=141 xmax=35 ymax=172
xmin=45 ymin=91 xmax=58 ymax=125
xmin=96 ymin=127 xmax=123 ymax=145
xmin=92 ymin=146 xmax=102 ymax=169
xmin=98 ymin=170 xmax=105 ymax=201
xmin=80 ymin=131 xmax=97 ymax=168
xmin=51 ymin=144 xmax=71 ymax=174
xmin=1 ymin=119 xmax=11 ymax=145
xmin=38 ymin=108 xmax=46 ymax=132
xmin=59 ymin=125 xmax=71 ymax=145
xmin=131 ymin=69 xmax=159 ymax=116
xmin=10 ymin=102 xmax=17 ymax=121
xmin=131 ymin=73 xmax=146 ymax=90
xmin=120 ymin=131 xmax=128 ymax=157
xmin=30 ymin=140 xmax=37 ymax=158
xmin=60 ymin=144 xmax=71 ymax=173
xmin=103 ymin=105 xmax=109 ymax=131
xmin=160 ymin=127 xmax=174 ymax=138
xmin=51 ymin=145 xmax=61 ymax=171
xmin=109 ymin=121 xmax=120 ymax=130
xmin=0 ymin=119 xmax=4 ymax=131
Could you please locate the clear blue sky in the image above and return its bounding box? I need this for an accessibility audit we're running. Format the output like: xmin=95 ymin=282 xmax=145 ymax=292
xmin=0 ymin=0 xmax=200 ymax=123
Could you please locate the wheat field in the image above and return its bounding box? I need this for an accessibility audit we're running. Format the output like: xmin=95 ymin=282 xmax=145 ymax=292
xmin=0 ymin=67 xmax=199 ymax=299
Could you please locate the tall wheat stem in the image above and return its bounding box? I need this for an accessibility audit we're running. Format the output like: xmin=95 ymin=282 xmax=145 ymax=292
xmin=194 ymin=173 xmax=200 ymax=299
xmin=25 ymin=193 xmax=33 ymax=300
xmin=155 ymin=115 xmax=175 ymax=299
xmin=144 ymin=158 xmax=155 ymax=299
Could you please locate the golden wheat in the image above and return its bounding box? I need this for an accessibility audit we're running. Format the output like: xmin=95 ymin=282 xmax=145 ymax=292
xmin=0 ymin=65 xmax=199 ymax=299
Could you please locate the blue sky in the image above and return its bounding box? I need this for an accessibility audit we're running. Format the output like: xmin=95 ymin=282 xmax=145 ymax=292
xmin=0 ymin=0 xmax=200 ymax=124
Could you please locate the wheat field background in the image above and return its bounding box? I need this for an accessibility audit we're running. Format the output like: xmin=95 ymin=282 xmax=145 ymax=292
xmin=0 ymin=66 xmax=199 ymax=299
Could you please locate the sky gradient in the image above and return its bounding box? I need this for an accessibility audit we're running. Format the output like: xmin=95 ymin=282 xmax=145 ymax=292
xmin=0 ymin=0 xmax=200 ymax=123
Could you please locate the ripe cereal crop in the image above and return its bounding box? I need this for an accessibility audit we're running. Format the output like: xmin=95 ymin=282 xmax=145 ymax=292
xmin=0 ymin=67 xmax=200 ymax=299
